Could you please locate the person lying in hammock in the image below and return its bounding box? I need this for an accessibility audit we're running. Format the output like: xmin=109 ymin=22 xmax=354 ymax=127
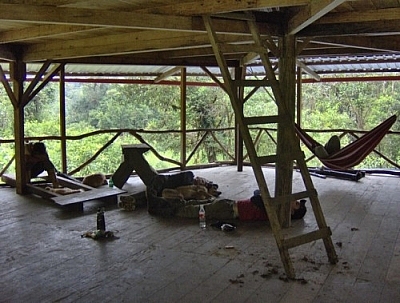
xmin=313 ymin=135 xmax=341 ymax=158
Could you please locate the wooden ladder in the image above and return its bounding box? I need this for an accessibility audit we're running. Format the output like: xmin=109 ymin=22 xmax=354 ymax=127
xmin=203 ymin=14 xmax=338 ymax=278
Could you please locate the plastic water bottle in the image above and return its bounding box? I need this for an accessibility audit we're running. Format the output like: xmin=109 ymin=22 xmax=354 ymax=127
xmin=199 ymin=204 xmax=206 ymax=229
xmin=97 ymin=207 xmax=106 ymax=232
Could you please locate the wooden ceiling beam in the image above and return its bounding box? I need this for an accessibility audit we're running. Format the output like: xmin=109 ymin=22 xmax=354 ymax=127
xmin=318 ymin=7 xmax=400 ymax=24
xmin=288 ymin=0 xmax=346 ymax=35
xmin=61 ymin=55 xmax=224 ymax=67
xmin=0 ymin=4 xmax=281 ymax=36
xmin=145 ymin=46 xmax=217 ymax=60
xmin=298 ymin=47 xmax=386 ymax=57
xmin=0 ymin=24 xmax=99 ymax=43
xmin=22 ymin=30 xmax=253 ymax=61
xmin=0 ymin=4 xmax=191 ymax=31
xmin=135 ymin=0 xmax=310 ymax=16
xmin=0 ymin=45 xmax=17 ymax=61
xmin=299 ymin=19 xmax=400 ymax=37
xmin=308 ymin=36 xmax=400 ymax=54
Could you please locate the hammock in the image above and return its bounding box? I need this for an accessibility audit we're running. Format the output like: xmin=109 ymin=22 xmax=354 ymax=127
xmin=294 ymin=115 xmax=397 ymax=170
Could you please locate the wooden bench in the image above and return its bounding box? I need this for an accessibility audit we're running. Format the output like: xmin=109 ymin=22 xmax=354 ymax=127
xmin=112 ymin=144 xmax=158 ymax=188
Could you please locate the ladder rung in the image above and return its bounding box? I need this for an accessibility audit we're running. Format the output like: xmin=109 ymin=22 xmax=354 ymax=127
xmin=257 ymin=155 xmax=277 ymax=165
xmin=255 ymin=150 xmax=304 ymax=168
xmin=292 ymin=189 xmax=318 ymax=201
xmin=243 ymin=115 xmax=279 ymax=125
xmin=271 ymin=189 xmax=318 ymax=206
xmin=283 ymin=227 xmax=332 ymax=249
xmin=233 ymin=79 xmax=271 ymax=87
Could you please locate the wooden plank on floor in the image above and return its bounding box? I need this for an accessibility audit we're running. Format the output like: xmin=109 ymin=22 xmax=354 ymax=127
xmin=2 ymin=174 xmax=57 ymax=198
xmin=26 ymin=183 xmax=60 ymax=199
xmin=55 ymin=175 xmax=94 ymax=190
xmin=52 ymin=186 xmax=126 ymax=206
xmin=1 ymin=173 xmax=19 ymax=187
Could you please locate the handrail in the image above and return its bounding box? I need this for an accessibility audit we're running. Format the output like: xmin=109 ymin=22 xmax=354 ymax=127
xmin=1 ymin=126 xmax=399 ymax=178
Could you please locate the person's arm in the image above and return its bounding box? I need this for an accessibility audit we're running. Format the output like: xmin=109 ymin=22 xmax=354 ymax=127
xmin=30 ymin=153 xmax=60 ymax=188
xmin=47 ymin=168 xmax=60 ymax=188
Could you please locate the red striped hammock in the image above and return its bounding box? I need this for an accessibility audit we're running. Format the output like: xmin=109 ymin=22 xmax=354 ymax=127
xmin=294 ymin=115 xmax=397 ymax=170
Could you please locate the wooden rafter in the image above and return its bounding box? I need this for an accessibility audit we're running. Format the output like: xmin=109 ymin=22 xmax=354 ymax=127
xmin=309 ymin=36 xmax=400 ymax=54
xmin=319 ymin=7 xmax=400 ymax=24
xmin=300 ymin=19 xmax=400 ymax=37
xmin=134 ymin=0 xmax=310 ymax=16
xmin=296 ymin=59 xmax=320 ymax=81
xmin=200 ymin=66 xmax=227 ymax=93
xmin=0 ymin=3 xmax=280 ymax=36
xmin=22 ymin=60 xmax=52 ymax=105
xmin=0 ymin=64 xmax=17 ymax=107
xmin=0 ymin=24 xmax=99 ymax=44
xmin=153 ymin=66 xmax=182 ymax=83
xmin=23 ymin=31 xmax=252 ymax=61
xmin=0 ymin=4 xmax=192 ymax=31
xmin=288 ymin=0 xmax=347 ymax=35
xmin=22 ymin=63 xmax=63 ymax=107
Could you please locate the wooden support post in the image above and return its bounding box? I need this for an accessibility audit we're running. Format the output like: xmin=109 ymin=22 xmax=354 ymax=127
xmin=296 ymin=66 xmax=302 ymax=125
xmin=275 ymin=35 xmax=296 ymax=228
xmin=59 ymin=64 xmax=67 ymax=173
xmin=10 ymin=61 xmax=27 ymax=194
xmin=235 ymin=66 xmax=245 ymax=172
xmin=180 ymin=67 xmax=187 ymax=168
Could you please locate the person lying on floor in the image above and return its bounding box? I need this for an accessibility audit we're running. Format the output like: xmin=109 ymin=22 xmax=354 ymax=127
xmin=146 ymin=171 xmax=306 ymax=221
xmin=173 ymin=191 xmax=307 ymax=221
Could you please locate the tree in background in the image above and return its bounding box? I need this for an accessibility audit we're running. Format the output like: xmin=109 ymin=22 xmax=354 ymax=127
xmin=25 ymin=83 xmax=59 ymax=124
xmin=300 ymin=79 xmax=400 ymax=167
xmin=1 ymin=77 xmax=399 ymax=176
xmin=186 ymin=84 xmax=232 ymax=163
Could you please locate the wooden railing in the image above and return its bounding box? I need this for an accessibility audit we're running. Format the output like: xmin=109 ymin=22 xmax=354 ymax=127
xmin=1 ymin=126 xmax=399 ymax=179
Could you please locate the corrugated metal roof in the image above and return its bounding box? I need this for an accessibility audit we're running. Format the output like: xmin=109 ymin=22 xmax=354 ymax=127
xmin=298 ymin=54 xmax=400 ymax=74
xmin=62 ymin=64 xmax=224 ymax=77
xmin=1 ymin=54 xmax=400 ymax=80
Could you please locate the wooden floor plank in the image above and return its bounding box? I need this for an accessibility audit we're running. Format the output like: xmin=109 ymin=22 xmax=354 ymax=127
xmin=1 ymin=165 xmax=400 ymax=302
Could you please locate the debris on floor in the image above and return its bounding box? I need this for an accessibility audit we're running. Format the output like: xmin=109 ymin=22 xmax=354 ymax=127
xmin=81 ymin=230 xmax=117 ymax=240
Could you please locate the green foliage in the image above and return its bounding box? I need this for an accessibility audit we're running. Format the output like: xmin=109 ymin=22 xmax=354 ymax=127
xmin=300 ymin=79 xmax=400 ymax=168
xmin=0 ymin=88 xmax=14 ymax=138
xmin=1 ymin=75 xmax=400 ymax=177
xmin=25 ymin=84 xmax=59 ymax=123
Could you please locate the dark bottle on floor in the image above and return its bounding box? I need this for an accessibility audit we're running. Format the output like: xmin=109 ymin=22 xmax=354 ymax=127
xmin=97 ymin=207 xmax=106 ymax=231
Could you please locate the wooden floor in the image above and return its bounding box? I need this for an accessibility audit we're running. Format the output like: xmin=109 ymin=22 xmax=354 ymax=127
xmin=1 ymin=165 xmax=399 ymax=303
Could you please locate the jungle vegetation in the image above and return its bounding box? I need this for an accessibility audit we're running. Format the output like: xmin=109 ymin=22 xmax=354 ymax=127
xmin=0 ymin=75 xmax=399 ymax=177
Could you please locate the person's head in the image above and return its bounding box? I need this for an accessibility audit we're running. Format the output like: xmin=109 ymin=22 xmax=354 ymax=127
xmin=31 ymin=142 xmax=47 ymax=155
xmin=291 ymin=199 xmax=307 ymax=220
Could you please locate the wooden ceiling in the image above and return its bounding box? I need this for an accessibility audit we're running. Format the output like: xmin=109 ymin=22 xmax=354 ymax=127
xmin=0 ymin=0 xmax=399 ymax=73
